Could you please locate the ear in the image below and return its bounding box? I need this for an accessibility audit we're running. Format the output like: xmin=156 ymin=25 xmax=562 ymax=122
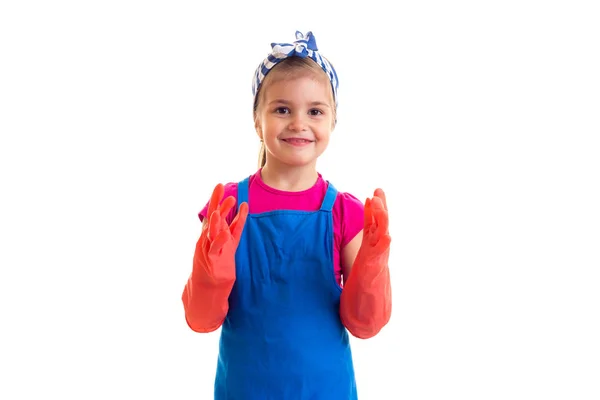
xmin=255 ymin=118 xmax=263 ymax=140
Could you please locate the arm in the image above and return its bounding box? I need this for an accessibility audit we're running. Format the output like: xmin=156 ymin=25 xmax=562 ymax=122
xmin=339 ymin=189 xmax=392 ymax=339
xmin=182 ymin=184 xmax=248 ymax=333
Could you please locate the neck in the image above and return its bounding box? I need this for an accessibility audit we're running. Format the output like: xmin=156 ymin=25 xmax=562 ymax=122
xmin=260 ymin=161 xmax=319 ymax=192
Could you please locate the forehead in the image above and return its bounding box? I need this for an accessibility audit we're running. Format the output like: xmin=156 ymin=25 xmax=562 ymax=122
xmin=263 ymin=74 xmax=333 ymax=102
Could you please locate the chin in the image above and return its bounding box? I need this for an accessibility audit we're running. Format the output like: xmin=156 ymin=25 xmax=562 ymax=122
xmin=280 ymin=157 xmax=318 ymax=168
xmin=287 ymin=161 xmax=315 ymax=168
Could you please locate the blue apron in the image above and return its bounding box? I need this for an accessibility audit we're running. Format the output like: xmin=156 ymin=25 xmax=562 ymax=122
xmin=214 ymin=177 xmax=358 ymax=400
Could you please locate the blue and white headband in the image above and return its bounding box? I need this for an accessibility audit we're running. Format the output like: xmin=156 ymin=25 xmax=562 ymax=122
xmin=252 ymin=31 xmax=339 ymax=107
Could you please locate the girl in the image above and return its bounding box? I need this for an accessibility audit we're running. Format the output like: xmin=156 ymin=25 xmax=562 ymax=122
xmin=182 ymin=31 xmax=392 ymax=400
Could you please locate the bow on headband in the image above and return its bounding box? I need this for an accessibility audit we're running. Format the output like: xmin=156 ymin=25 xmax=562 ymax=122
xmin=270 ymin=30 xmax=319 ymax=58
xmin=252 ymin=31 xmax=339 ymax=107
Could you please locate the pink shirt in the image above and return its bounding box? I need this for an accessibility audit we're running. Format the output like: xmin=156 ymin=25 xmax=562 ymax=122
xmin=199 ymin=169 xmax=364 ymax=286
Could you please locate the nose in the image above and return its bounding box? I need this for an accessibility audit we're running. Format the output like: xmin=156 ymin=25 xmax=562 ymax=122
xmin=287 ymin=114 xmax=307 ymax=132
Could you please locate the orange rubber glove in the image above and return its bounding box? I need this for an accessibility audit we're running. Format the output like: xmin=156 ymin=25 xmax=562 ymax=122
xmin=340 ymin=188 xmax=392 ymax=339
xmin=182 ymin=183 xmax=248 ymax=333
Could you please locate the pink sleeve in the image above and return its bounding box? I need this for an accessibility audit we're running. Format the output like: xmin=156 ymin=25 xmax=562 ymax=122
xmin=198 ymin=182 xmax=239 ymax=225
xmin=336 ymin=192 xmax=365 ymax=248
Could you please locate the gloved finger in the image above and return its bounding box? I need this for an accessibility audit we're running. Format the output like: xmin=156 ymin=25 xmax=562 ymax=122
xmin=219 ymin=195 xmax=236 ymax=219
xmin=194 ymin=233 xmax=207 ymax=262
xmin=364 ymin=198 xmax=373 ymax=231
xmin=370 ymin=195 xmax=385 ymax=211
xmin=230 ymin=202 xmax=249 ymax=246
xmin=207 ymin=183 xmax=224 ymax=219
xmin=374 ymin=233 xmax=392 ymax=253
xmin=373 ymin=206 xmax=389 ymax=236
xmin=374 ymin=188 xmax=388 ymax=211
xmin=208 ymin=211 xmax=222 ymax=243
xmin=369 ymin=197 xmax=385 ymax=235
xmin=208 ymin=229 xmax=231 ymax=258
xmin=194 ymin=234 xmax=211 ymax=273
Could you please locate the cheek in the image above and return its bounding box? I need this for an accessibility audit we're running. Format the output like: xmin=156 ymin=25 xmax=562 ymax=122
xmin=317 ymin=121 xmax=333 ymax=138
xmin=262 ymin=116 xmax=285 ymax=134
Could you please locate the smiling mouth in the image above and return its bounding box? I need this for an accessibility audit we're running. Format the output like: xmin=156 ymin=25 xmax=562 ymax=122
xmin=281 ymin=138 xmax=314 ymax=145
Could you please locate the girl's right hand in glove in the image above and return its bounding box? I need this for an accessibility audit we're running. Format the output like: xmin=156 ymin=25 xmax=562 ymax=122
xmin=193 ymin=183 xmax=249 ymax=284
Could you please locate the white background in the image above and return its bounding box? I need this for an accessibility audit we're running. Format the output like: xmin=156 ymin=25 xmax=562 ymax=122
xmin=1 ymin=0 xmax=599 ymax=399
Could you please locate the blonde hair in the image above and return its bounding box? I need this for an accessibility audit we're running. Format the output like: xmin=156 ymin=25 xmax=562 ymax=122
xmin=253 ymin=57 xmax=337 ymax=168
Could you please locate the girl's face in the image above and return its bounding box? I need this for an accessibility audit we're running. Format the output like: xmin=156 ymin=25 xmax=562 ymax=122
xmin=255 ymin=74 xmax=334 ymax=169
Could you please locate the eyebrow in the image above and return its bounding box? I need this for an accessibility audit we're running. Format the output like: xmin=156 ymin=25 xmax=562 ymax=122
xmin=268 ymin=99 xmax=331 ymax=108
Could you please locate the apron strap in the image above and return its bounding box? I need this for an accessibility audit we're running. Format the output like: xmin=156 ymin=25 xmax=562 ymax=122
xmin=237 ymin=176 xmax=250 ymax=208
xmin=320 ymin=181 xmax=338 ymax=212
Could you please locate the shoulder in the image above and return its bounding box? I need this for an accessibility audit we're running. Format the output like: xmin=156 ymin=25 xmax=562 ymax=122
xmin=334 ymin=190 xmax=365 ymax=226
xmin=197 ymin=174 xmax=255 ymax=222
xmin=222 ymin=181 xmax=239 ymax=198
xmin=335 ymin=190 xmax=363 ymax=210
xmin=329 ymin=181 xmax=364 ymax=213
xmin=331 ymin=184 xmax=364 ymax=247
